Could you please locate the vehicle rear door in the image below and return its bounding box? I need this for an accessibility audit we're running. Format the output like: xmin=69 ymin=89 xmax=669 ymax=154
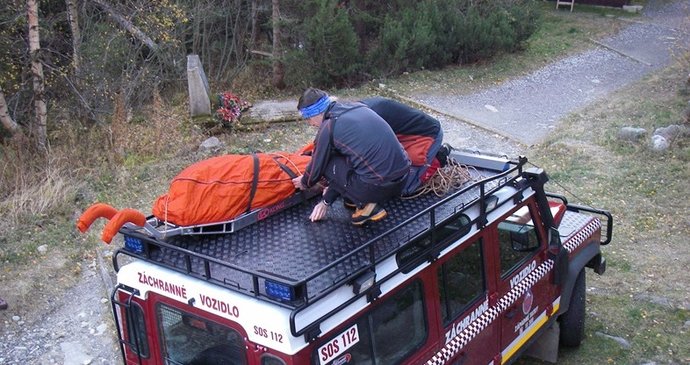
xmin=420 ymin=212 xmax=500 ymax=365
xmin=150 ymin=293 xmax=254 ymax=365
xmin=433 ymin=235 xmax=498 ymax=365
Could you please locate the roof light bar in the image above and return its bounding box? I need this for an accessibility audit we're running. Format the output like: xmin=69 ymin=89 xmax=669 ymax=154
xmin=265 ymin=280 xmax=296 ymax=302
xmin=124 ymin=236 xmax=144 ymax=254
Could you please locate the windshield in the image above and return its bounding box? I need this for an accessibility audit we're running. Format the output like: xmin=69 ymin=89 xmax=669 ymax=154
xmin=157 ymin=303 xmax=248 ymax=365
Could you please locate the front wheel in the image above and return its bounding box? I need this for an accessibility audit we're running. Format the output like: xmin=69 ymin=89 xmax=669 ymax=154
xmin=559 ymin=268 xmax=586 ymax=347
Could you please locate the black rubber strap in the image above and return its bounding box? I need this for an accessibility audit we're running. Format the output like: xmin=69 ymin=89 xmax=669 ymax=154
xmin=247 ymin=153 xmax=260 ymax=213
xmin=273 ymin=155 xmax=311 ymax=202
xmin=272 ymin=156 xmax=298 ymax=179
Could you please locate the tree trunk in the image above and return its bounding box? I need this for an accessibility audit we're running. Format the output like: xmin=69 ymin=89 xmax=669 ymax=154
xmin=271 ymin=0 xmax=285 ymax=89
xmin=66 ymin=0 xmax=81 ymax=72
xmin=27 ymin=0 xmax=48 ymax=150
xmin=0 ymin=86 xmax=20 ymax=135
xmin=90 ymin=0 xmax=159 ymax=52
xmin=250 ymin=0 xmax=258 ymax=48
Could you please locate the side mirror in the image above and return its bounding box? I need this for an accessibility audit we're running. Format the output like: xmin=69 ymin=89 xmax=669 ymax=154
xmin=549 ymin=227 xmax=568 ymax=285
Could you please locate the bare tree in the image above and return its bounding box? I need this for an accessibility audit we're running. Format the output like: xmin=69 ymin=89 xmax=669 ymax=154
xmin=27 ymin=0 xmax=48 ymax=150
xmin=0 ymin=85 xmax=19 ymax=135
xmin=271 ymin=0 xmax=285 ymax=89
xmin=250 ymin=0 xmax=259 ymax=48
xmin=66 ymin=0 xmax=81 ymax=72
xmin=90 ymin=0 xmax=159 ymax=52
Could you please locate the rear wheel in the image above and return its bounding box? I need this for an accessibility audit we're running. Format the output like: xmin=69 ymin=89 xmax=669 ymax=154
xmin=560 ymin=268 xmax=586 ymax=347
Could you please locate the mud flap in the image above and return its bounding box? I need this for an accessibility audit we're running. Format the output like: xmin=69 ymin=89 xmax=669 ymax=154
xmin=524 ymin=321 xmax=560 ymax=363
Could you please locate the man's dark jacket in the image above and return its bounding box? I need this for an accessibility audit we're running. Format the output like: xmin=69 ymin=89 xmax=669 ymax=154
xmin=301 ymin=101 xmax=410 ymax=191
xmin=362 ymin=97 xmax=441 ymax=167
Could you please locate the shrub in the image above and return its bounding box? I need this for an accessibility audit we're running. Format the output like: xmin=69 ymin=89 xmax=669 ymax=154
xmin=370 ymin=4 xmax=443 ymax=75
xmin=283 ymin=0 xmax=360 ymax=87
xmin=366 ymin=0 xmax=541 ymax=75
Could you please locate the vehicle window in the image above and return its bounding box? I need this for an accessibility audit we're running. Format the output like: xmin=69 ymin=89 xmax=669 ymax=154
xmin=157 ymin=303 xmax=247 ymax=365
xmin=498 ymin=206 xmax=541 ymax=277
xmin=438 ymin=240 xmax=485 ymax=324
xmin=313 ymin=280 xmax=427 ymax=365
xmin=126 ymin=302 xmax=149 ymax=358
xmin=434 ymin=214 xmax=471 ymax=244
xmin=261 ymin=354 xmax=286 ymax=365
xmin=397 ymin=214 xmax=471 ymax=271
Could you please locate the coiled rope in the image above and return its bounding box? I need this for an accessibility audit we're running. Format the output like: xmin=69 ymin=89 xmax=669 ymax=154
xmin=403 ymin=158 xmax=478 ymax=199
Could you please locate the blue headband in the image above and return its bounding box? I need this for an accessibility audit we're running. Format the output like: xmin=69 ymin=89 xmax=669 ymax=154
xmin=300 ymin=96 xmax=330 ymax=119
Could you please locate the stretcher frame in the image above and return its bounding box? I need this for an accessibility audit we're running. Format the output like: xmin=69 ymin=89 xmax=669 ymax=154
xmin=127 ymin=188 xmax=322 ymax=239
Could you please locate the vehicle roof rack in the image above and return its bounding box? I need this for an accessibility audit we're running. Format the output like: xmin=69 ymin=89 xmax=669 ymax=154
xmin=114 ymin=153 xmax=528 ymax=337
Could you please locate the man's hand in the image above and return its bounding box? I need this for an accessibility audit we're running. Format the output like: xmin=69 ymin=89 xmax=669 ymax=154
xmin=309 ymin=201 xmax=329 ymax=222
xmin=292 ymin=175 xmax=305 ymax=190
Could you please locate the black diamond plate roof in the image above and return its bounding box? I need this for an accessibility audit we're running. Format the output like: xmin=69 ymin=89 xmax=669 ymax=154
xmin=117 ymin=161 xmax=521 ymax=306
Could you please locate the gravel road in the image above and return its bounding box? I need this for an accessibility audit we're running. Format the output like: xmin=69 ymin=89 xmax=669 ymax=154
xmin=411 ymin=0 xmax=690 ymax=146
xmin=0 ymin=249 xmax=121 ymax=364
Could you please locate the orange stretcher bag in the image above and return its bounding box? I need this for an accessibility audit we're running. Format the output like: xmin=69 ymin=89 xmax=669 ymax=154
xmin=151 ymin=151 xmax=312 ymax=226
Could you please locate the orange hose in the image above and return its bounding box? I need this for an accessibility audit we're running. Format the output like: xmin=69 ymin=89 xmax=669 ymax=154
xmin=101 ymin=208 xmax=147 ymax=244
xmin=76 ymin=203 xmax=118 ymax=233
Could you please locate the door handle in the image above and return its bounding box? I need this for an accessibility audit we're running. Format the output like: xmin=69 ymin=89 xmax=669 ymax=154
xmin=505 ymin=306 xmax=518 ymax=319
xmin=452 ymin=351 xmax=467 ymax=365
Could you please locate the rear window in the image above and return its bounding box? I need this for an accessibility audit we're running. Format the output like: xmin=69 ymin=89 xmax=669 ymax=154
xmin=313 ymin=280 xmax=427 ymax=365
xmin=157 ymin=303 xmax=247 ymax=365
xmin=125 ymin=302 xmax=149 ymax=358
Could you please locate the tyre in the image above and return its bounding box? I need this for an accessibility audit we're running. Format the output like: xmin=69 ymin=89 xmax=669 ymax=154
xmin=559 ymin=268 xmax=586 ymax=347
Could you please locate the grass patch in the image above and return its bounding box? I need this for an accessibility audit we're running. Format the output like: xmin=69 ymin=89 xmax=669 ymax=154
xmin=515 ymin=50 xmax=690 ymax=364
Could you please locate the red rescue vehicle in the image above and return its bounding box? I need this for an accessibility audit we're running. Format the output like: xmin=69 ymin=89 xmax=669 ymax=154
xmin=106 ymin=149 xmax=612 ymax=365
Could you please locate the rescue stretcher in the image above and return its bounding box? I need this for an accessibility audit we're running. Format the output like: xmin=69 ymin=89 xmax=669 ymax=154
xmin=77 ymin=187 xmax=321 ymax=241
xmin=77 ymin=148 xmax=317 ymax=243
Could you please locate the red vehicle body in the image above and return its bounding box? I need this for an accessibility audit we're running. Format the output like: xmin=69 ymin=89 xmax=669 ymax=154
xmin=108 ymin=150 xmax=612 ymax=365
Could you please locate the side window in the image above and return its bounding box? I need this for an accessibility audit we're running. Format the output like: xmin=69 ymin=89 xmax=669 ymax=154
xmin=126 ymin=303 xmax=149 ymax=358
xmin=314 ymin=280 xmax=427 ymax=365
xmin=397 ymin=214 xmax=471 ymax=272
xmin=157 ymin=303 xmax=247 ymax=365
xmin=261 ymin=355 xmax=286 ymax=365
xmin=438 ymin=240 xmax=485 ymax=324
xmin=498 ymin=205 xmax=541 ymax=277
xmin=434 ymin=214 xmax=472 ymax=244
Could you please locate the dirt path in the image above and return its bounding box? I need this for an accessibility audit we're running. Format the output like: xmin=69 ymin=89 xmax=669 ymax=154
xmin=0 ymin=248 xmax=121 ymax=364
xmin=410 ymin=0 xmax=690 ymax=146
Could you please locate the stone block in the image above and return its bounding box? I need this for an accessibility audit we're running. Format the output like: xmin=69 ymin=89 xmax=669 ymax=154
xmin=622 ymin=5 xmax=643 ymax=13
xmin=650 ymin=134 xmax=670 ymax=152
xmin=617 ymin=127 xmax=647 ymax=142
xmin=242 ymin=100 xmax=300 ymax=124
xmin=187 ymin=54 xmax=212 ymax=117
